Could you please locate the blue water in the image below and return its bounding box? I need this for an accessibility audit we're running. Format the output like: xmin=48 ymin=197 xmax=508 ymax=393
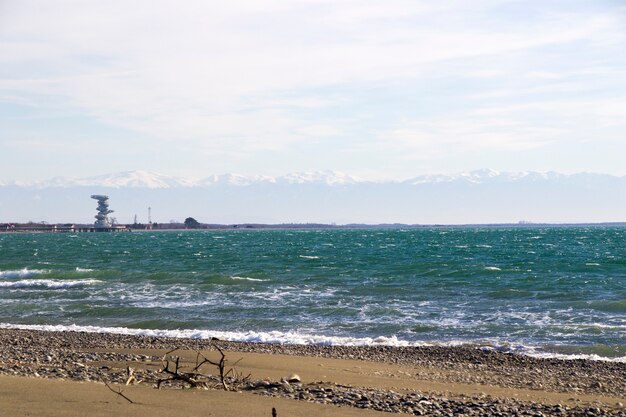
xmin=0 ymin=227 xmax=624 ymax=360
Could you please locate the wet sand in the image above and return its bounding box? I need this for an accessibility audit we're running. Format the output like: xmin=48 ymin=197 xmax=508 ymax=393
xmin=0 ymin=329 xmax=624 ymax=416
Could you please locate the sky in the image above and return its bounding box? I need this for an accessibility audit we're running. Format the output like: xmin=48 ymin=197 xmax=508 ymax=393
xmin=1 ymin=0 xmax=625 ymax=182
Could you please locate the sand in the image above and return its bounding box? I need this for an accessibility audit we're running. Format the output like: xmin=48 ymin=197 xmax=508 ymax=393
xmin=0 ymin=329 xmax=624 ymax=416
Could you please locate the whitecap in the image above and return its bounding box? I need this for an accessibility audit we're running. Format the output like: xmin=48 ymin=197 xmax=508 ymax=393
xmin=231 ymin=276 xmax=269 ymax=282
xmin=0 ymin=268 xmax=48 ymax=278
xmin=299 ymin=255 xmax=320 ymax=259
xmin=75 ymin=267 xmax=94 ymax=272
xmin=484 ymin=266 xmax=501 ymax=271
xmin=0 ymin=279 xmax=101 ymax=289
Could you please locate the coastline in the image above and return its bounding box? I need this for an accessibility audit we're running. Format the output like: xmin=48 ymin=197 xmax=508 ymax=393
xmin=3 ymin=221 xmax=626 ymax=234
xmin=0 ymin=328 xmax=623 ymax=416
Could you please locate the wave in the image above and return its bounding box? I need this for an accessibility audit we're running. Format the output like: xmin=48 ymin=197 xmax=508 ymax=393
xmin=299 ymin=255 xmax=320 ymax=259
xmin=231 ymin=276 xmax=269 ymax=282
xmin=75 ymin=267 xmax=95 ymax=272
xmin=1 ymin=323 xmax=623 ymax=363
xmin=0 ymin=323 xmax=427 ymax=346
xmin=484 ymin=266 xmax=501 ymax=271
xmin=481 ymin=344 xmax=626 ymax=363
xmin=0 ymin=268 xmax=48 ymax=278
xmin=0 ymin=279 xmax=101 ymax=289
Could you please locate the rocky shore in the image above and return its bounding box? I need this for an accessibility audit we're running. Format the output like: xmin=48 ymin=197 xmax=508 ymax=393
xmin=0 ymin=328 xmax=624 ymax=416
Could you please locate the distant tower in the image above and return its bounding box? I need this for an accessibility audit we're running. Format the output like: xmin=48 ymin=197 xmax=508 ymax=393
xmin=148 ymin=206 xmax=152 ymax=229
xmin=91 ymin=195 xmax=114 ymax=228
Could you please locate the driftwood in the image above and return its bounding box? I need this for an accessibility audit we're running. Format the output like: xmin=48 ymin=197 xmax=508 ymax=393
xmin=103 ymin=379 xmax=134 ymax=404
xmin=125 ymin=366 xmax=136 ymax=385
xmin=157 ymin=348 xmax=204 ymax=389
xmin=157 ymin=344 xmax=250 ymax=391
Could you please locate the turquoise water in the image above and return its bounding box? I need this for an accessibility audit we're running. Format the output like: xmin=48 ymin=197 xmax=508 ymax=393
xmin=0 ymin=227 xmax=624 ymax=359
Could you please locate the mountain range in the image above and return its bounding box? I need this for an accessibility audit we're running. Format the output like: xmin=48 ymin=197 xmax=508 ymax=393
xmin=1 ymin=170 xmax=625 ymax=224
xmin=2 ymin=168 xmax=598 ymax=188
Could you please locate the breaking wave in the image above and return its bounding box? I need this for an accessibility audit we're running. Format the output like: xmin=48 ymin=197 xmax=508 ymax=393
xmin=0 ymin=279 xmax=101 ymax=289
xmin=231 ymin=276 xmax=269 ymax=282
xmin=0 ymin=268 xmax=49 ymax=278
xmin=1 ymin=323 xmax=624 ymax=363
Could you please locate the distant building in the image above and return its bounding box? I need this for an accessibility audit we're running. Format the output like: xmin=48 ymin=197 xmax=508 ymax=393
xmin=91 ymin=195 xmax=114 ymax=228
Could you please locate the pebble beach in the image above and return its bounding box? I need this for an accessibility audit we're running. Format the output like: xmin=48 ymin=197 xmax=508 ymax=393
xmin=0 ymin=328 xmax=624 ymax=416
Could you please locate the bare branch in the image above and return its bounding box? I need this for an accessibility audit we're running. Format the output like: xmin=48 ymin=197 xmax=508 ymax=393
xmin=103 ymin=380 xmax=134 ymax=404
xmin=155 ymin=343 xmax=249 ymax=391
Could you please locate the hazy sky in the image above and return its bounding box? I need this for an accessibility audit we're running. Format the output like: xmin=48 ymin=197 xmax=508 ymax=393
xmin=1 ymin=0 xmax=625 ymax=181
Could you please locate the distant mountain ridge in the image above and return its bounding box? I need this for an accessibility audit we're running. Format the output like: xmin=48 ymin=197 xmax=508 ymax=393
xmin=8 ymin=170 xmax=364 ymax=188
xmin=5 ymin=169 xmax=622 ymax=189
xmin=2 ymin=169 xmax=625 ymax=224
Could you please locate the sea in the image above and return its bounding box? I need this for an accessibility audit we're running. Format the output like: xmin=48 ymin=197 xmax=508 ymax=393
xmin=0 ymin=227 xmax=624 ymax=361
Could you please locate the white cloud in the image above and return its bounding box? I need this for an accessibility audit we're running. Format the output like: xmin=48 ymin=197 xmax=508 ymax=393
xmin=1 ymin=0 xmax=625 ymax=179
xmin=382 ymin=118 xmax=556 ymax=159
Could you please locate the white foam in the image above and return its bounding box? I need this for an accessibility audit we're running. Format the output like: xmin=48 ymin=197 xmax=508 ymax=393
xmin=481 ymin=344 xmax=626 ymax=363
xmin=231 ymin=276 xmax=269 ymax=282
xmin=75 ymin=267 xmax=94 ymax=272
xmin=526 ymin=351 xmax=626 ymax=362
xmin=299 ymin=255 xmax=320 ymax=259
xmin=484 ymin=266 xmax=501 ymax=271
xmin=0 ymin=268 xmax=48 ymax=278
xmin=0 ymin=323 xmax=427 ymax=347
xmin=0 ymin=279 xmax=101 ymax=289
xmin=1 ymin=322 xmax=623 ymax=363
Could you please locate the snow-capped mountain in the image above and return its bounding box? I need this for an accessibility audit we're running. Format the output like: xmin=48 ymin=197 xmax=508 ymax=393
xmin=276 ymin=171 xmax=362 ymax=185
xmin=198 ymin=173 xmax=272 ymax=187
xmin=7 ymin=168 xmax=590 ymax=189
xmin=11 ymin=170 xmax=366 ymax=188
xmin=2 ymin=169 xmax=625 ymax=224
xmin=29 ymin=170 xmax=198 ymax=189
xmin=403 ymin=169 xmax=566 ymax=185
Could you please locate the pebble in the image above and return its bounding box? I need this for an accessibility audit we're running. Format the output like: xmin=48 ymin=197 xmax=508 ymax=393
xmin=0 ymin=328 xmax=624 ymax=417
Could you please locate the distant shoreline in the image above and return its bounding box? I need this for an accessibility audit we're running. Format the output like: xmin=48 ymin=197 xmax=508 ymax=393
xmin=2 ymin=221 xmax=626 ymax=233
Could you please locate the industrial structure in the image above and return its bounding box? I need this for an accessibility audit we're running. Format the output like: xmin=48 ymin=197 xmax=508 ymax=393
xmin=89 ymin=195 xmax=129 ymax=232
xmin=1 ymin=195 xmax=129 ymax=233
xmin=91 ymin=194 xmax=113 ymax=228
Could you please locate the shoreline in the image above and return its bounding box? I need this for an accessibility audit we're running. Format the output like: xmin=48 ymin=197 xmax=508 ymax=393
xmin=2 ymin=322 xmax=624 ymax=363
xmin=0 ymin=328 xmax=624 ymax=416
xmin=3 ymin=222 xmax=626 ymax=234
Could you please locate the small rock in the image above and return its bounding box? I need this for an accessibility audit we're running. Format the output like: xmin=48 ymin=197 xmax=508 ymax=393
xmin=286 ymin=373 xmax=301 ymax=383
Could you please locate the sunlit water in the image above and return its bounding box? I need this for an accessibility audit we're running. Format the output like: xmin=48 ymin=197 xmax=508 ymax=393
xmin=0 ymin=227 xmax=624 ymax=360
